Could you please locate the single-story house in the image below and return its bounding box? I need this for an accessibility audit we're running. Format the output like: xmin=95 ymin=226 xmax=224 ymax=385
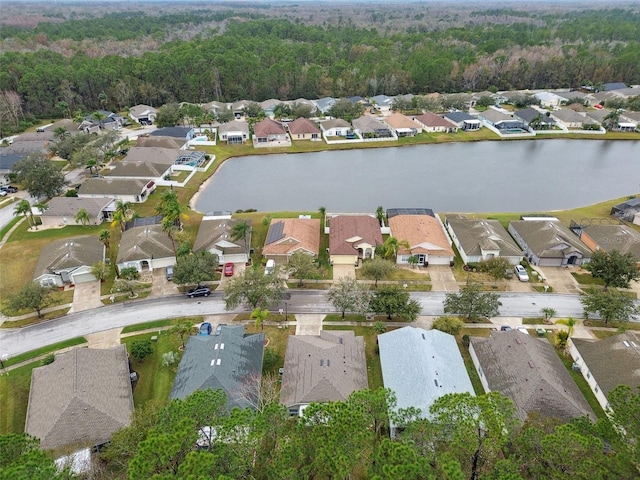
xmin=328 ymin=214 xmax=383 ymax=266
xmin=319 ymin=118 xmax=353 ymax=137
xmin=388 ymin=213 xmax=454 ymax=266
xmin=379 ymin=327 xmax=474 ymax=437
xmin=586 ymin=109 xmax=636 ymax=131
xmin=192 ymin=216 xmax=252 ymax=265
xmin=514 ymin=108 xmax=556 ymax=129
xmin=135 ymin=135 xmax=186 ymax=150
xmin=34 ymin=235 xmax=105 ymax=287
xmin=602 ymin=82 xmax=628 ymax=91
xmin=470 ymin=331 xmax=595 ymax=422
xmin=231 ymin=100 xmax=252 ymax=118
xmin=478 ymin=108 xmax=526 ymax=131
xmin=352 ymin=116 xmax=394 ymax=139
xmin=79 ymin=110 xmax=125 ymax=133
xmin=445 ymin=93 xmax=476 ymax=109
xmin=609 ymin=86 xmax=640 ymax=98
xmin=313 ymin=97 xmax=337 ymax=114
xmin=533 ymin=91 xmax=569 ymax=108
xmin=150 ymin=126 xmax=193 ymax=139
xmin=288 ymin=98 xmax=318 ymax=114
xmin=40 ymin=197 xmax=114 ymax=228
xmin=116 ymin=223 xmax=176 ymax=273
xmin=562 ymin=90 xmax=597 ymax=107
xmin=568 ymin=332 xmax=640 ymax=413
xmin=445 ymin=215 xmax=523 ymax=265
xmin=412 ymin=112 xmax=457 ymax=133
xmin=550 ymin=108 xmax=599 ymax=130
xmin=263 ymin=217 xmax=320 ymax=264
xmin=252 ymin=118 xmax=291 ymax=147
xmin=574 ymin=224 xmax=640 ymax=260
xmin=280 ymin=330 xmax=368 ymax=416
xmin=78 ymin=178 xmax=156 ymax=203
xmin=169 ymin=324 xmax=265 ymax=411
xmin=25 ymin=345 xmax=134 ymax=452
xmin=202 ymin=100 xmax=229 ymax=116
xmin=610 ymin=198 xmax=640 ymax=222
xmin=383 ymin=113 xmax=422 ymax=137
xmin=287 ymin=117 xmax=321 ymax=141
xmin=218 ymin=120 xmax=249 ymax=145
xmin=105 ymin=155 xmax=174 ymax=181
xmin=260 ymin=98 xmax=281 ymax=118
xmin=129 ymin=104 xmax=157 ymax=125
xmin=508 ymin=219 xmax=591 ymax=266
xmin=442 ymin=112 xmax=481 ymax=131
xmin=369 ymin=94 xmax=394 ymax=115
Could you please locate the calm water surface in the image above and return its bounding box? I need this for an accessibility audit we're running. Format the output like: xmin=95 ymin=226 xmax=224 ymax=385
xmin=195 ymin=140 xmax=640 ymax=213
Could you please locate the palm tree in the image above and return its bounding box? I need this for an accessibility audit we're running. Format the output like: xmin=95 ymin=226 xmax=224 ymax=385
xmin=156 ymin=190 xmax=183 ymax=229
xmin=112 ymin=200 xmax=134 ymax=232
xmin=73 ymin=110 xmax=85 ymax=124
xmin=162 ymin=217 xmax=179 ymax=255
xmin=529 ymin=114 xmax=543 ymax=130
xmin=231 ymin=221 xmax=251 ymax=252
xmin=85 ymin=158 xmax=104 ymax=175
xmin=376 ymin=206 xmax=385 ymax=226
xmin=98 ymin=229 xmax=111 ymax=250
xmin=92 ymin=111 xmax=107 ymax=129
xmin=14 ymin=199 xmax=33 ymax=228
xmin=603 ymin=110 xmax=621 ymax=131
xmin=251 ymin=308 xmax=269 ymax=331
xmin=383 ymin=236 xmax=410 ymax=261
xmin=75 ymin=208 xmax=91 ymax=226
xmin=98 ymin=92 xmax=108 ymax=109
xmin=318 ymin=206 xmax=326 ymax=229
xmin=31 ymin=203 xmax=48 ymax=230
xmin=54 ymin=127 xmax=70 ymax=139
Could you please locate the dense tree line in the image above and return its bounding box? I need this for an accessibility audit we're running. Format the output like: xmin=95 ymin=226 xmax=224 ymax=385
xmin=0 ymin=12 xmax=639 ymax=126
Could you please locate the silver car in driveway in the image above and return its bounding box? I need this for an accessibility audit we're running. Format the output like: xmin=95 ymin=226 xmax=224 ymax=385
xmin=514 ymin=265 xmax=529 ymax=282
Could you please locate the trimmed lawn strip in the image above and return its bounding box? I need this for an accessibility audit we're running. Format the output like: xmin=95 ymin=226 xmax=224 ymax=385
xmin=555 ymin=348 xmax=606 ymax=419
xmin=458 ymin=328 xmax=492 ymax=396
xmin=0 ymin=306 xmax=72 ymax=328
xmin=3 ymin=337 xmax=87 ymax=367
xmin=121 ymin=317 xmax=203 ymax=334
xmin=571 ymin=272 xmax=605 ymax=286
xmin=122 ymin=331 xmax=182 ymax=408
xmin=0 ymin=361 xmax=39 ymax=434
xmin=0 ymin=216 xmax=21 ymax=241
xmin=324 ymin=325 xmax=383 ymax=391
xmin=244 ymin=324 xmax=294 ymax=376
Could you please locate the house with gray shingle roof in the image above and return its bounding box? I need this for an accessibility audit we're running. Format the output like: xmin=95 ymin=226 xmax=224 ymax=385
xmin=369 ymin=94 xmax=394 ymax=114
xmin=379 ymin=327 xmax=474 ymax=437
xmin=313 ymin=97 xmax=337 ymax=114
xmin=442 ymin=111 xmax=481 ymax=131
xmin=514 ymin=108 xmax=556 ymax=130
xmin=611 ymin=198 xmax=640 ymax=222
xmin=352 ymin=116 xmax=395 ymax=139
xmin=550 ymin=108 xmax=600 ymax=130
xmin=34 ymin=235 xmax=105 ymax=287
xmin=170 ymin=324 xmax=265 ymax=410
xmin=280 ymin=330 xmax=368 ymax=416
xmin=193 ymin=215 xmax=252 ymax=264
xmin=129 ymin=104 xmax=157 ymax=125
xmin=116 ymin=223 xmax=175 ymax=273
xmin=568 ymin=332 xmax=640 ymax=412
xmin=25 ymin=345 xmax=133 ymax=452
xmin=319 ymin=118 xmax=352 ymax=137
xmin=575 ymin=224 xmax=640 ymax=261
xmin=218 ymin=120 xmax=249 ymax=145
xmin=470 ymin=331 xmax=595 ymax=422
xmin=78 ymin=178 xmax=156 ymax=203
xmin=445 ymin=215 xmax=523 ymax=265
xmin=508 ymin=219 xmax=591 ymax=266
xmin=40 ymin=197 xmax=114 ymax=228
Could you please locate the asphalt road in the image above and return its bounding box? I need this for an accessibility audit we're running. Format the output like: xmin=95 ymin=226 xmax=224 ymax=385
xmin=1 ymin=290 xmax=618 ymax=360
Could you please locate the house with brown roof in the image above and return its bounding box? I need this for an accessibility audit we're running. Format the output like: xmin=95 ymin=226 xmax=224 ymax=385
xmin=25 ymin=345 xmax=134 ymax=452
xmin=280 ymin=330 xmax=368 ymax=416
xmin=78 ymin=178 xmax=156 ymax=203
xmin=263 ymin=217 xmax=321 ymax=264
xmin=413 ymin=112 xmax=458 ymax=133
xmin=388 ymin=213 xmax=454 ymax=266
xmin=568 ymin=332 xmax=640 ymax=412
xmin=40 ymin=197 xmax=114 ymax=228
xmin=116 ymin=223 xmax=175 ymax=273
xmin=328 ymin=214 xmax=383 ymax=266
xmin=287 ymin=117 xmax=321 ymax=141
xmin=34 ymin=235 xmax=105 ymax=287
xmin=192 ymin=215 xmax=252 ymax=265
xmin=445 ymin=215 xmax=523 ymax=265
xmin=470 ymin=331 xmax=595 ymax=422
xmin=218 ymin=120 xmax=249 ymax=145
xmin=252 ymin=118 xmax=291 ymax=147
xmin=383 ymin=112 xmax=422 ymax=137
xmin=508 ymin=219 xmax=591 ymax=267
xmin=574 ymin=224 xmax=640 ymax=261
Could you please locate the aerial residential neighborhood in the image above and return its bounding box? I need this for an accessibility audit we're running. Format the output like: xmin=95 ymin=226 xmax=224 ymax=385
xmin=1 ymin=2 xmax=640 ymax=478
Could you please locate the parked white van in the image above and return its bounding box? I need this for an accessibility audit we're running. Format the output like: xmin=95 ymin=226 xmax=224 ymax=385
xmin=264 ymin=259 xmax=276 ymax=275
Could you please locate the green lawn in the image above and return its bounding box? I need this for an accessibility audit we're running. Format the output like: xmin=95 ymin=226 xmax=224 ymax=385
xmin=121 ymin=317 xmax=203 ymax=334
xmin=324 ymin=325 xmax=384 ymax=391
xmin=554 ymin=347 xmax=606 ymax=419
xmin=122 ymin=331 xmax=183 ymax=408
xmin=571 ymin=272 xmax=605 ymax=286
xmin=0 ymin=362 xmax=40 ymax=434
xmin=3 ymin=337 xmax=87 ymax=367
xmin=457 ymin=328 xmax=492 ymax=396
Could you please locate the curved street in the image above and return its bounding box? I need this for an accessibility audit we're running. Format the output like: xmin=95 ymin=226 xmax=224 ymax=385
xmin=1 ymin=290 xmax=629 ymax=360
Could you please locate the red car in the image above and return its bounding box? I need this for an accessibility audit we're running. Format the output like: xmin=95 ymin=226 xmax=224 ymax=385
xmin=224 ymin=262 xmax=234 ymax=277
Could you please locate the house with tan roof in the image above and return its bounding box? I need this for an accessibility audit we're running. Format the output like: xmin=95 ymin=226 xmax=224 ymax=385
xmin=412 ymin=112 xmax=458 ymax=132
xmin=252 ymin=118 xmax=291 ymax=147
xmin=383 ymin=112 xmax=422 ymax=137
xmin=218 ymin=120 xmax=249 ymax=145
xmin=470 ymin=331 xmax=595 ymax=422
xmin=263 ymin=217 xmax=321 ymax=264
xmin=508 ymin=219 xmax=591 ymax=267
xmin=25 ymin=345 xmax=134 ymax=453
xmin=328 ymin=214 xmax=383 ymax=266
xmin=445 ymin=215 xmax=523 ymax=265
xmin=574 ymin=224 xmax=640 ymax=261
xmin=280 ymin=330 xmax=368 ymax=416
xmin=34 ymin=235 xmax=105 ymax=287
xmin=319 ymin=118 xmax=352 ymax=137
xmin=287 ymin=117 xmax=321 ymax=141
xmin=116 ymin=223 xmax=175 ymax=273
xmin=78 ymin=178 xmax=156 ymax=203
xmin=568 ymin=332 xmax=640 ymax=412
xmin=192 ymin=215 xmax=252 ymax=265
xmin=388 ymin=213 xmax=454 ymax=266
xmin=40 ymin=197 xmax=115 ymax=228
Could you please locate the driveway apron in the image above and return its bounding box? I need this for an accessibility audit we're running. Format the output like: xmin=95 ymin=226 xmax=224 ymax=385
xmin=332 ymin=264 xmax=355 ymax=280
xmin=69 ymin=280 xmax=103 ymax=313
xmin=428 ymin=265 xmax=459 ymax=292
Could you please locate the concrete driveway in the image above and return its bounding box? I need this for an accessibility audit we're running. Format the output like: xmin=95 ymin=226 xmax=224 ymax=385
xmin=69 ymin=280 xmax=103 ymax=313
xmin=295 ymin=314 xmax=324 ymax=335
xmin=216 ymin=262 xmax=246 ymax=291
xmin=428 ymin=265 xmax=459 ymax=292
xmin=333 ymin=264 xmax=355 ymax=280
xmin=536 ymin=266 xmax=582 ymax=294
xmin=149 ymin=268 xmax=180 ymax=298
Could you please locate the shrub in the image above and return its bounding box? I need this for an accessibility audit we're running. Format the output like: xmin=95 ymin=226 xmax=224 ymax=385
xmin=41 ymin=353 xmax=55 ymax=366
xmin=555 ymin=330 xmax=569 ymax=349
xmin=462 ymin=334 xmax=470 ymax=347
xmin=432 ymin=316 xmax=464 ymax=335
